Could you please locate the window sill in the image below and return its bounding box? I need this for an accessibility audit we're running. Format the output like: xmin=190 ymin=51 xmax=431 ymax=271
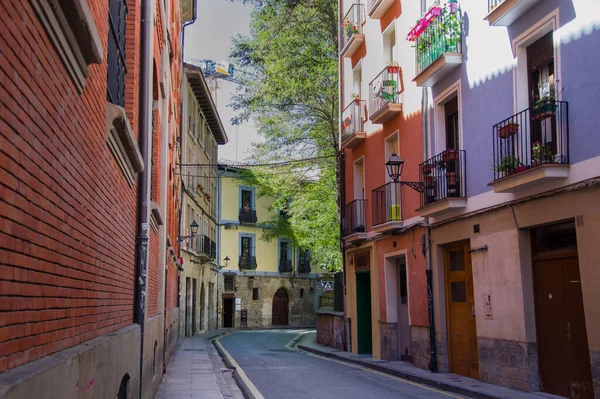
xmin=106 ymin=102 xmax=144 ymax=186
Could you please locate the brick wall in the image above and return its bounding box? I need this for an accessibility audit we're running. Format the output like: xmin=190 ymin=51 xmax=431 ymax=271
xmin=0 ymin=0 xmax=139 ymax=371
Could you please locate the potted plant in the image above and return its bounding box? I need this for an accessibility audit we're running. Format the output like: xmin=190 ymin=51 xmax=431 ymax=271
xmin=344 ymin=19 xmax=359 ymax=39
xmin=205 ymin=193 xmax=211 ymax=200
xmin=198 ymin=183 xmax=204 ymax=191
xmin=422 ymin=163 xmax=434 ymax=175
xmin=442 ymin=148 xmax=459 ymax=162
xmin=532 ymin=141 xmax=553 ymax=165
xmin=446 ymin=171 xmax=457 ymax=186
xmin=448 ymin=0 xmax=458 ymax=14
xmin=424 ymin=175 xmax=436 ymax=188
xmin=351 ymin=93 xmax=362 ymax=104
xmin=498 ymin=120 xmax=519 ymax=139
xmin=493 ymin=155 xmax=520 ymax=178
xmin=533 ymin=80 xmax=557 ymax=120
xmin=386 ymin=61 xmax=400 ymax=74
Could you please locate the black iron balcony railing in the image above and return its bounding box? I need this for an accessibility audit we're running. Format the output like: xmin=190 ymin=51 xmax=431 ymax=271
xmin=415 ymin=3 xmax=462 ymax=76
xmin=239 ymin=208 xmax=258 ymax=223
xmin=194 ymin=235 xmax=212 ymax=257
xmin=488 ymin=0 xmax=503 ymax=12
xmin=298 ymin=258 xmax=311 ymax=274
xmin=419 ymin=149 xmax=466 ymax=207
xmin=210 ymin=240 xmax=216 ymax=260
xmin=372 ymin=182 xmax=402 ymax=226
xmin=369 ymin=66 xmax=403 ymax=116
xmin=239 ymin=255 xmax=257 ymax=270
xmin=340 ymin=4 xmax=364 ymax=51
xmin=341 ymin=100 xmax=365 ymax=141
xmin=279 ymin=259 xmax=292 ymax=273
xmin=492 ymin=100 xmax=569 ymax=181
xmin=343 ymin=199 xmax=366 ymax=237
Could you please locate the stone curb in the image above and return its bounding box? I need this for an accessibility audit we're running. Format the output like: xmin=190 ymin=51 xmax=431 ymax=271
xmin=212 ymin=335 xmax=258 ymax=399
xmin=295 ymin=337 xmax=507 ymax=399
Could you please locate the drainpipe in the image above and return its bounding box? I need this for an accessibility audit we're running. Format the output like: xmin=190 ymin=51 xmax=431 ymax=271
xmin=135 ymin=0 xmax=151 ymax=397
xmin=422 ymin=86 xmax=438 ymax=373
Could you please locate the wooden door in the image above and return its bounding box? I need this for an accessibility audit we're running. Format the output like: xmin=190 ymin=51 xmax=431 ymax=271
xmin=397 ymin=259 xmax=411 ymax=360
xmin=534 ymin=253 xmax=593 ymax=399
xmin=445 ymin=242 xmax=479 ymax=379
xmin=272 ymin=288 xmax=289 ymax=326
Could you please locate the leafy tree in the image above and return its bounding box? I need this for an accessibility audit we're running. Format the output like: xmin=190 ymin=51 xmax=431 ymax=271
xmin=227 ymin=0 xmax=341 ymax=271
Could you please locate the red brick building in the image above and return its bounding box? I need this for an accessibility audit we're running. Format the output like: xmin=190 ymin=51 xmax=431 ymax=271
xmin=0 ymin=0 xmax=193 ymax=397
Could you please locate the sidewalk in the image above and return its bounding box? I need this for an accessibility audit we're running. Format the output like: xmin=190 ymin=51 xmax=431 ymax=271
xmin=155 ymin=330 xmax=239 ymax=399
xmin=297 ymin=332 xmax=563 ymax=399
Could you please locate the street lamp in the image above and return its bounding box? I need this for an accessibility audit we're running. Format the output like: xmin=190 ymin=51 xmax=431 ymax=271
xmin=177 ymin=220 xmax=199 ymax=242
xmin=223 ymin=256 xmax=230 ymax=267
xmin=385 ymin=153 xmax=425 ymax=192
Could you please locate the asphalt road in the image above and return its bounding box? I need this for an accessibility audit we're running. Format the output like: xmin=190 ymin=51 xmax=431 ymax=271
xmin=218 ymin=329 xmax=465 ymax=399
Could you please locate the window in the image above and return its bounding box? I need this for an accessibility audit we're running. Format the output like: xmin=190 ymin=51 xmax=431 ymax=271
xmin=107 ymin=0 xmax=128 ymax=106
xmin=241 ymin=236 xmax=252 ymax=257
xmin=252 ymin=288 xmax=259 ymax=300
xmin=445 ymin=97 xmax=459 ymax=150
xmin=279 ymin=241 xmax=289 ymax=262
xmin=300 ymin=288 xmax=304 ymax=298
xmin=224 ymin=274 xmax=235 ymax=291
xmin=241 ymin=189 xmax=252 ymax=210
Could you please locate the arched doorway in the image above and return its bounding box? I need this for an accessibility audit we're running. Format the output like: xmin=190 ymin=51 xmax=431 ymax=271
xmin=200 ymin=283 xmax=206 ymax=331
xmin=272 ymin=288 xmax=289 ymax=326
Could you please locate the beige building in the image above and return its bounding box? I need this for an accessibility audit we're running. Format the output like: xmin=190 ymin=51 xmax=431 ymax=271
xmin=216 ymin=166 xmax=318 ymax=329
xmin=178 ymin=63 xmax=228 ymax=338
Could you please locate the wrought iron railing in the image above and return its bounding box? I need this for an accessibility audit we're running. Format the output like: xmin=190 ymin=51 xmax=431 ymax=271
xmin=210 ymin=240 xmax=216 ymax=260
xmin=340 ymin=4 xmax=364 ymax=52
xmin=343 ymin=199 xmax=366 ymax=237
xmin=341 ymin=100 xmax=365 ymax=142
xmin=194 ymin=235 xmax=212 ymax=257
xmin=488 ymin=0 xmax=504 ymax=12
xmin=372 ymin=182 xmax=402 ymax=226
xmin=298 ymin=258 xmax=311 ymax=274
xmin=419 ymin=149 xmax=466 ymax=207
xmin=239 ymin=208 xmax=258 ymax=223
xmin=414 ymin=3 xmax=462 ymax=76
xmin=492 ymin=101 xmax=569 ymax=181
xmin=239 ymin=255 xmax=257 ymax=270
xmin=279 ymin=259 xmax=292 ymax=273
xmin=107 ymin=0 xmax=128 ymax=106
xmin=369 ymin=66 xmax=403 ymax=117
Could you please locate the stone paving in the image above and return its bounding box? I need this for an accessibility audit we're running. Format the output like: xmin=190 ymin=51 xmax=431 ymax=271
xmin=155 ymin=330 xmax=237 ymax=399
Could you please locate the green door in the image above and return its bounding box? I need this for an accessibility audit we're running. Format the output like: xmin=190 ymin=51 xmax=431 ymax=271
xmin=356 ymin=271 xmax=372 ymax=354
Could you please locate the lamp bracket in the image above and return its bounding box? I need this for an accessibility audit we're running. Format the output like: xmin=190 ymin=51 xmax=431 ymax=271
xmin=399 ymin=181 xmax=425 ymax=193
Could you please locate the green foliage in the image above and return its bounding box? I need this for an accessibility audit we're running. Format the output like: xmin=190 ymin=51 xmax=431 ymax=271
xmin=227 ymin=0 xmax=341 ymax=272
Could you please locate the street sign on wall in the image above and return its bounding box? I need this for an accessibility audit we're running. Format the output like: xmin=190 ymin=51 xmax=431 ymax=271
xmin=322 ymin=281 xmax=334 ymax=292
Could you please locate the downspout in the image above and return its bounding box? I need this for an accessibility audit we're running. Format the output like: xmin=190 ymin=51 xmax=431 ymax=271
xmin=422 ymin=87 xmax=437 ymax=373
xmin=135 ymin=0 xmax=152 ymax=397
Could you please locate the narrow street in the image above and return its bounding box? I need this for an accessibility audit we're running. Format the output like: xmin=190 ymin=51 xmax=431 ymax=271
xmin=217 ymin=329 xmax=465 ymax=399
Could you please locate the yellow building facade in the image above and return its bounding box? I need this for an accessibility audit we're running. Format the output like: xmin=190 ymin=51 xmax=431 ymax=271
xmin=217 ymin=166 xmax=317 ymax=328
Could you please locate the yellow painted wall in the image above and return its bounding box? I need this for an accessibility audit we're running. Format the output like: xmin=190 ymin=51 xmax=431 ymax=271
xmin=219 ymin=172 xmax=286 ymax=274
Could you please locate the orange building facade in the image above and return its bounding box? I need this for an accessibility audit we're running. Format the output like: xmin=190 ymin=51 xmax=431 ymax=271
xmin=339 ymin=0 xmax=431 ymax=366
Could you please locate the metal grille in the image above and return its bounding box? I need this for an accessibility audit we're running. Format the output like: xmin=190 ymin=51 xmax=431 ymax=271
xmin=107 ymin=0 xmax=128 ymax=106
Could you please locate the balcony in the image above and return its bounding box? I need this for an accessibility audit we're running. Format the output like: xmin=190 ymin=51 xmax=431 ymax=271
xmin=372 ymin=182 xmax=403 ymax=233
xmin=417 ymin=149 xmax=467 ymax=217
xmin=239 ymin=208 xmax=258 ymax=224
xmin=194 ymin=235 xmax=212 ymax=261
xmin=411 ymin=3 xmax=463 ymax=87
xmin=367 ymin=0 xmax=395 ymax=19
xmin=490 ymin=101 xmax=569 ymax=193
xmin=369 ymin=66 xmax=403 ymax=124
xmin=340 ymin=4 xmax=365 ymax=58
xmin=341 ymin=100 xmax=366 ymax=149
xmin=239 ymin=255 xmax=257 ymax=271
xmin=485 ymin=0 xmax=542 ymax=26
xmin=298 ymin=258 xmax=311 ymax=274
xmin=210 ymin=240 xmax=216 ymax=260
xmin=343 ymin=199 xmax=367 ymax=243
xmin=279 ymin=259 xmax=292 ymax=273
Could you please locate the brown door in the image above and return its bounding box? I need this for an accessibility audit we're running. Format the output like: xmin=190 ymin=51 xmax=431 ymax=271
xmin=533 ymin=252 xmax=593 ymax=398
xmin=272 ymin=288 xmax=289 ymax=326
xmin=445 ymin=241 xmax=479 ymax=379
xmin=223 ymin=298 xmax=234 ymax=328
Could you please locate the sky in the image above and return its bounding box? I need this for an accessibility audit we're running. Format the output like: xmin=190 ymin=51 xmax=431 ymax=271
xmin=184 ymin=0 xmax=258 ymax=162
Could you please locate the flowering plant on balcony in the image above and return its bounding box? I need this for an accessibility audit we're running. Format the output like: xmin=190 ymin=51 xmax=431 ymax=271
xmin=535 ymin=80 xmax=556 ymax=106
xmin=344 ymin=19 xmax=359 ymax=38
xmin=532 ymin=141 xmax=553 ymax=164
xmin=205 ymin=193 xmax=211 ymax=200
